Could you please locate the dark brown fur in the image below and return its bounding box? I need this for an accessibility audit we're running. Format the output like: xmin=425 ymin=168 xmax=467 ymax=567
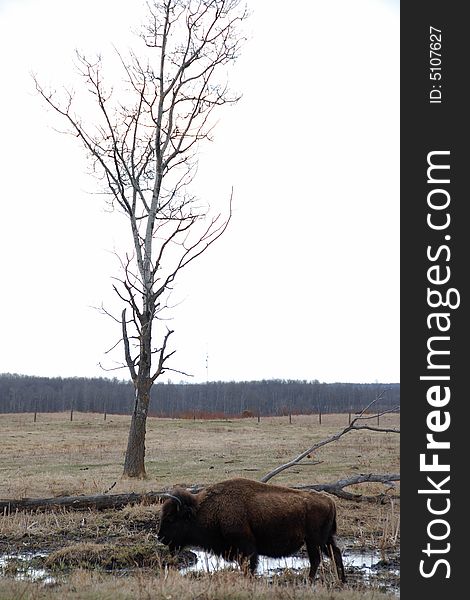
xmin=157 ymin=477 xmax=345 ymax=582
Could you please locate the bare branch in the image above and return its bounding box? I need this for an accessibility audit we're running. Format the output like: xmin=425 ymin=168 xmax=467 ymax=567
xmin=151 ymin=328 xmax=174 ymax=382
xmin=122 ymin=309 xmax=137 ymax=382
xmin=261 ymin=392 xmax=399 ymax=483
xmin=104 ymin=338 xmax=123 ymax=355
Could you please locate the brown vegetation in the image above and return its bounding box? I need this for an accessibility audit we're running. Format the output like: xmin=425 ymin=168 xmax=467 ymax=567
xmin=0 ymin=411 xmax=399 ymax=499
xmin=0 ymin=570 xmax=394 ymax=600
xmin=0 ymin=412 xmax=399 ymax=598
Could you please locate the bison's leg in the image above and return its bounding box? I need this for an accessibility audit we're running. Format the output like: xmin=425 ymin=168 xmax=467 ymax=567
xmin=248 ymin=552 xmax=259 ymax=575
xmin=234 ymin=551 xmax=258 ymax=576
xmin=328 ymin=541 xmax=346 ymax=583
xmin=223 ymin=528 xmax=258 ymax=576
xmin=305 ymin=543 xmax=321 ymax=582
xmin=235 ymin=544 xmax=259 ymax=576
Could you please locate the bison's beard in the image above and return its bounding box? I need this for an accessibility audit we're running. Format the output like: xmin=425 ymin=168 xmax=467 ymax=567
xmin=158 ymin=524 xmax=193 ymax=552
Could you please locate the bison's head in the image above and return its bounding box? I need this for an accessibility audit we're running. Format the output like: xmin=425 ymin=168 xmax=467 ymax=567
xmin=157 ymin=488 xmax=198 ymax=552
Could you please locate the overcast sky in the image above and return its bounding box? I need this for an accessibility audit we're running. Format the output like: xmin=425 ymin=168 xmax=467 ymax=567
xmin=0 ymin=0 xmax=399 ymax=384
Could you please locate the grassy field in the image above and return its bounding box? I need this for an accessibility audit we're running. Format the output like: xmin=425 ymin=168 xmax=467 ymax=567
xmin=0 ymin=411 xmax=399 ymax=497
xmin=0 ymin=411 xmax=399 ymax=599
xmin=0 ymin=572 xmax=396 ymax=600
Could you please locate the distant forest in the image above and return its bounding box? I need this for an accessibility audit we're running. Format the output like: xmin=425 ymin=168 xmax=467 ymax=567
xmin=0 ymin=374 xmax=399 ymax=418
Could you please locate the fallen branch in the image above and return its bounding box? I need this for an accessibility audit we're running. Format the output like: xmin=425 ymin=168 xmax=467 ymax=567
xmin=293 ymin=473 xmax=400 ymax=502
xmin=260 ymin=393 xmax=399 ymax=483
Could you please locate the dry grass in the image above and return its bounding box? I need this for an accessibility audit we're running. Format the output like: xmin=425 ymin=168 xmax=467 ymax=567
xmin=0 ymin=568 xmax=394 ymax=600
xmin=0 ymin=412 xmax=399 ymax=546
xmin=0 ymin=411 xmax=399 ymax=498
xmin=0 ymin=503 xmax=163 ymax=554
xmin=0 ymin=412 xmax=399 ymax=597
xmin=44 ymin=541 xmax=165 ymax=570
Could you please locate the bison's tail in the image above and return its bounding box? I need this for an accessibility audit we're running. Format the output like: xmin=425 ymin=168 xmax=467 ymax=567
xmin=330 ymin=510 xmax=337 ymax=537
xmin=320 ymin=502 xmax=338 ymax=555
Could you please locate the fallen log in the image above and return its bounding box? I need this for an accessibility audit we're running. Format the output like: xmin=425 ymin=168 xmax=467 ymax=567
xmin=0 ymin=473 xmax=400 ymax=514
xmin=0 ymin=491 xmax=167 ymax=515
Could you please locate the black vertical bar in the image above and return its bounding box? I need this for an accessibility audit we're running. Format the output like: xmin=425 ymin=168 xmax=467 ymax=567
xmin=401 ymin=2 xmax=467 ymax=598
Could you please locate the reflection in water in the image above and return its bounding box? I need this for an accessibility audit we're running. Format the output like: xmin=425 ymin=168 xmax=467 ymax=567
xmin=0 ymin=552 xmax=54 ymax=584
xmin=180 ymin=549 xmax=311 ymax=574
xmin=181 ymin=547 xmax=385 ymax=574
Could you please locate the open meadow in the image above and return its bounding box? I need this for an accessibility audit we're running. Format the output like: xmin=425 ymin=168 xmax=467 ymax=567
xmin=0 ymin=412 xmax=400 ymax=599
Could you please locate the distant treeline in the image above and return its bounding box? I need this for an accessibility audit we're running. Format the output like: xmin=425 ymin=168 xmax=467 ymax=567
xmin=0 ymin=373 xmax=399 ymax=417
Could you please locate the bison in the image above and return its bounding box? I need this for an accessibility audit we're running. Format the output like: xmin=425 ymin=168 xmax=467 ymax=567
xmin=157 ymin=477 xmax=345 ymax=582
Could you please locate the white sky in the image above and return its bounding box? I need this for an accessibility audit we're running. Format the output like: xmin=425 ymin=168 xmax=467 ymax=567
xmin=0 ymin=0 xmax=399 ymax=384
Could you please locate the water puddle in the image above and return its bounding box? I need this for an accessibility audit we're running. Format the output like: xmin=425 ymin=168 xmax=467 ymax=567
xmin=345 ymin=548 xmax=381 ymax=567
xmin=180 ymin=549 xmax=311 ymax=575
xmin=343 ymin=548 xmax=400 ymax=595
xmin=0 ymin=547 xmax=399 ymax=595
xmin=181 ymin=547 xmax=393 ymax=573
xmin=181 ymin=547 xmax=400 ymax=595
xmin=0 ymin=552 xmax=55 ymax=584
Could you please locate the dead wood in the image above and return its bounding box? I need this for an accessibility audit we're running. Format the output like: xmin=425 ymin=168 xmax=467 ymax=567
xmin=293 ymin=472 xmax=400 ymax=502
xmin=0 ymin=491 xmax=167 ymax=515
xmin=0 ymin=471 xmax=400 ymax=514
xmin=260 ymin=394 xmax=399 ymax=484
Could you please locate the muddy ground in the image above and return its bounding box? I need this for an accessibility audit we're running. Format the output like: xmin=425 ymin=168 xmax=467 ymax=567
xmin=0 ymin=504 xmax=399 ymax=595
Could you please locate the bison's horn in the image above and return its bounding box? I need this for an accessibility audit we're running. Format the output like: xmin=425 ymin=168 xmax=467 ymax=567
xmin=159 ymin=492 xmax=182 ymax=505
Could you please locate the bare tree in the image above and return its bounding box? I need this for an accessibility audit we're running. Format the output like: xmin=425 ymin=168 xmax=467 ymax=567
xmin=34 ymin=0 xmax=248 ymax=478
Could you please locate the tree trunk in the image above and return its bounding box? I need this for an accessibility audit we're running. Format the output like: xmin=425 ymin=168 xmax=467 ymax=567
xmin=123 ymin=388 xmax=150 ymax=478
xmin=123 ymin=304 xmax=153 ymax=478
